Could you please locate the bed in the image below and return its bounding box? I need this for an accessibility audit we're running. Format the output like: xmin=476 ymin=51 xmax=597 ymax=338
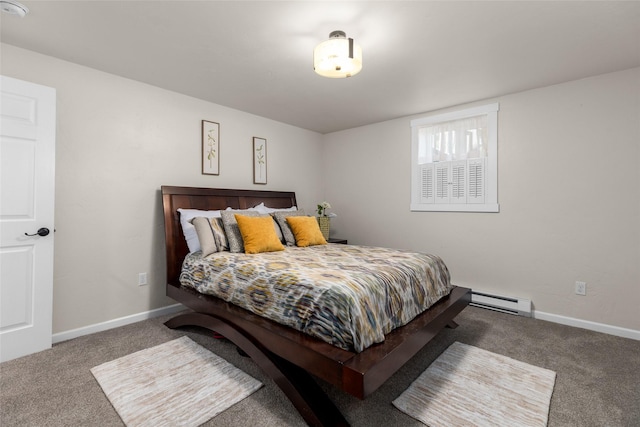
xmin=161 ymin=186 xmax=471 ymax=426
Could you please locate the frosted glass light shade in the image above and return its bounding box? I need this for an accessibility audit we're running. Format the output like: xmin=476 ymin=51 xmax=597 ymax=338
xmin=0 ymin=0 xmax=29 ymax=17
xmin=313 ymin=31 xmax=362 ymax=78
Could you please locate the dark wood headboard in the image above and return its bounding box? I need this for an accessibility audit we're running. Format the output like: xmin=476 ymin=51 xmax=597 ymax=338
xmin=161 ymin=186 xmax=297 ymax=287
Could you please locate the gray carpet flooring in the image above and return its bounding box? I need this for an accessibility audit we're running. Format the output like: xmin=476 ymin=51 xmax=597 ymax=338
xmin=1 ymin=306 xmax=638 ymax=426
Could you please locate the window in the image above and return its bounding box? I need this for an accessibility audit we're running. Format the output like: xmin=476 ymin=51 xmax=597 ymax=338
xmin=411 ymin=103 xmax=499 ymax=212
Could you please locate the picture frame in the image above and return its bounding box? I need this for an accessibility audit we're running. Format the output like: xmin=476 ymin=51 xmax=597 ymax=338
xmin=202 ymin=120 xmax=220 ymax=175
xmin=253 ymin=137 xmax=267 ymax=184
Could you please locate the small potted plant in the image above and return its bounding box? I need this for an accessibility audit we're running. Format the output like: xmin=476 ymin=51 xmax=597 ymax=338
xmin=316 ymin=201 xmax=332 ymax=239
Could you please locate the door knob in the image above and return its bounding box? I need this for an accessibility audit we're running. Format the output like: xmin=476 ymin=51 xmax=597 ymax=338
xmin=24 ymin=227 xmax=50 ymax=237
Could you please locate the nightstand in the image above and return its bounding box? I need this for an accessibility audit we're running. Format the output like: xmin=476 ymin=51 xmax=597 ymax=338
xmin=327 ymin=238 xmax=347 ymax=244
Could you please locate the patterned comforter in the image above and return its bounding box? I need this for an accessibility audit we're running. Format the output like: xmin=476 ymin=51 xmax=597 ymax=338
xmin=179 ymin=244 xmax=453 ymax=352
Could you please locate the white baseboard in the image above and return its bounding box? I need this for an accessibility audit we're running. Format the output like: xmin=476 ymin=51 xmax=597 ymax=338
xmin=533 ymin=310 xmax=640 ymax=341
xmin=51 ymin=303 xmax=639 ymax=345
xmin=52 ymin=304 xmax=186 ymax=344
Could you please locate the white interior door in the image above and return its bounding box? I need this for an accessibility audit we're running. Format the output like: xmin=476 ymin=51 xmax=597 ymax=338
xmin=0 ymin=75 xmax=56 ymax=362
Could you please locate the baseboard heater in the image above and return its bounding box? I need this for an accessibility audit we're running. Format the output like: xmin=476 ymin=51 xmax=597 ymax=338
xmin=470 ymin=291 xmax=532 ymax=317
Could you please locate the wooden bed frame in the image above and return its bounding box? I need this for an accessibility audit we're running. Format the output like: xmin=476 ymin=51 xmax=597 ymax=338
xmin=161 ymin=186 xmax=471 ymax=426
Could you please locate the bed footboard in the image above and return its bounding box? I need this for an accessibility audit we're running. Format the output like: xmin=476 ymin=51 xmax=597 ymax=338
xmin=165 ymin=311 xmax=349 ymax=427
xmin=165 ymin=283 xmax=470 ymax=426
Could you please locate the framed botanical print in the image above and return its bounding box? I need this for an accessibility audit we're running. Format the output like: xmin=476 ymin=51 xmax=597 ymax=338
xmin=253 ymin=137 xmax=267 ymax=184
xmin=202 ymin=120 xmax=219 ymax=175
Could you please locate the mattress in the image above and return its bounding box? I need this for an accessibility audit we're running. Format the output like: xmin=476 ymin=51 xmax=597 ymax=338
xmin=179 ymin=244 xmax=453 ymax=352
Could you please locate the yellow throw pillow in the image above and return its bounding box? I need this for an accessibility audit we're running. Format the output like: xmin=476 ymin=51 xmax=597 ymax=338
xmin=235 ymin=214 xmax=285 ymax=254
xmin=285 ymin=216 xmax=328 ymax=247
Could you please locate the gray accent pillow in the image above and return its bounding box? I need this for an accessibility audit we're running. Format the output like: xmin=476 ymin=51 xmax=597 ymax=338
xmin=220 ymin=210 xmax=262 ymax=253
xmin=273 ymin=210 xmax=307 ymax=246
xmin=271 ymin=216 xmax=285 ymax=243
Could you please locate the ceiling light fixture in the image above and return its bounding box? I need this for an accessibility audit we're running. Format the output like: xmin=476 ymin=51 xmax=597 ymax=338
xmin=0 ymin=0 xmax=29 ymax=17
xmin=313 ymin=30 xmax=362 ymax=78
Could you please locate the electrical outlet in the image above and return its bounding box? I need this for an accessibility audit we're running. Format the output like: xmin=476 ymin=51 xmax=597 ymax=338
xmin=575 ymin=281 xmax=586 ymax=296
xmin=138 ymin=272 xmax=148 ymax=286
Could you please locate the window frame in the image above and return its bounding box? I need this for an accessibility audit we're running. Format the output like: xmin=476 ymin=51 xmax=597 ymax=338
xmin=410 ymin=103 xmax=500 ymax=212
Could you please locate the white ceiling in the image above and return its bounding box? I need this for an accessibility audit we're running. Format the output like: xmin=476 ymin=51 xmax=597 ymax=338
xmin=2 ymin=1 xmax=639 ymax=134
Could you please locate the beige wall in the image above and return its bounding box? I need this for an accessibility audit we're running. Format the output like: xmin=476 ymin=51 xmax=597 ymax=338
xmin=1 ymin=44 xmax=324 ymax=333
xmin=3 ymin=43 xmax=638 ymax=336
xmin=323 ymin=67 xmax=640 ymax=332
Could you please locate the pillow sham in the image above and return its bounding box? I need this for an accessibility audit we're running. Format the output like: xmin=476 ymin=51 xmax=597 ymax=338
xmin=190 ymin=217 xmax=229 ymax=256
xmin=235 ymin=214 xmax=285 ymax=254
xmin=273 ymin=210 xmax=307 ymax=246
xmin=190 ymin=217 xmax=218 ymax=256
xmin=177 ymin=208 xmax=222 ymax=253
xmin=221 ymin=210 xmax=262 ymax=253
xmin=252 ymin=202 xmax=297 ymax=214
xmin=210 ymin=217 xmax=229 ymax=251
xmin=285 ymin=216 xmax=327 ymax=247
xmin=271 ymin=217 xmax=285 ymax=243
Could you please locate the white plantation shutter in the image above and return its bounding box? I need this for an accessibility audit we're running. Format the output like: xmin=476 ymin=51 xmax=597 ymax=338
xmin=451 ymin=160 xmax=466 ymax=203
xmin=419 ymin=164 xmax=434 ymax=203
xmin=435 ymin=163 xmax=449 ymax=203
xmin=467 ymin=158 xmax=485 ymax=203
xmin=419 ymin=159 xmax=483 ymax=205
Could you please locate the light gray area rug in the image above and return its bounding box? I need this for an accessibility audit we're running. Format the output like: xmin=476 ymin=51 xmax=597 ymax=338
xmin=90 ymin=336 xmax=262 ymax=427
xmin=393 ymin=341 xmax=556 ymax=427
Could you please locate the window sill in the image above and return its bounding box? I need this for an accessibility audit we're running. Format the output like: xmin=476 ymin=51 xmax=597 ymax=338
xmin=410 ymin=203 xmax=500 ymax=213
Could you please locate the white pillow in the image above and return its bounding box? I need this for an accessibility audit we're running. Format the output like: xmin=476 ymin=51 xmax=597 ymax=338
xmin=225 ymin=207 xmax=254 ymax=211
xmin=252 ymin=202 xmax=297 ymax=214
xmin=177 ymin=208 xmax=222 ymax=253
